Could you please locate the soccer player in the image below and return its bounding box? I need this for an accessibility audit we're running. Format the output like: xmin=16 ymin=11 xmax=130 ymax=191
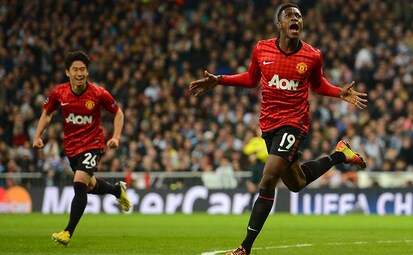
xmin=32 ymin=51 xmax=131 ymax=246
xmin=189 ymin=3 xmax=367 ymax=255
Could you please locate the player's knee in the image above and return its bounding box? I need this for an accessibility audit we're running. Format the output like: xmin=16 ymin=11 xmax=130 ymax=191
xmin=259 ymin=174 xmax=280 ymax=190
xmin=73 ymin=182 xmax=87 ymax=195
xmin=285 ymin=180 xmax=306 ymax=193
xmin=288 ymin=185 xmax=303 ymax=193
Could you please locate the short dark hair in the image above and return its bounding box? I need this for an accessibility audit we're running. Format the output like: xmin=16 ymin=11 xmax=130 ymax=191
xmin=64 ymin=50 xmax=90 ymax=70
xmin=274 ymin=3 xmax=301 ymax=25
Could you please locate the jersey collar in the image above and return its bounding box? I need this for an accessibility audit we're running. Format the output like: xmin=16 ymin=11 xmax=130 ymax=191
xmin=275 ymin=39 xmax=302 ymax=56
xmin=70 ymin=81 xmax=89 ymax=97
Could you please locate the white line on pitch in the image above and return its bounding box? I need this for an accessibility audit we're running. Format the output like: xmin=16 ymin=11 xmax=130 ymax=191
xmin=200 ymin=243 xmax=312 ymax=255
xmin=200 ymin=240 xmax=413 ymax=255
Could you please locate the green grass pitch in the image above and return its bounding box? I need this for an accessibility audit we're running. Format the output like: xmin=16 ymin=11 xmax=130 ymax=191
xmin=1 ymin=213 xmax=412 ymax=255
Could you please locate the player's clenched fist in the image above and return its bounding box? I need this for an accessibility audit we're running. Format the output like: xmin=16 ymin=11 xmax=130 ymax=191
xmin=32 ymin=138 xmax=44 ymax=149
xmin=107 ymin=138 xmax=120 ymax=149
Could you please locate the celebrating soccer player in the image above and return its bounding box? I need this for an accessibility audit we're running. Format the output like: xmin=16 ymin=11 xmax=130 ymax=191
xmin=33 ymin=51 xmax=131 ymax=246
xmin=189 ymin=3 xmax=368 ymax=255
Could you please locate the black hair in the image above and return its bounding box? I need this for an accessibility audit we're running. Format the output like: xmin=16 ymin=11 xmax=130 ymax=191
xmin=64 ymin=50 xmax=90 ymax=70
xmin=274 ymin=3 xmax=301 ymax=25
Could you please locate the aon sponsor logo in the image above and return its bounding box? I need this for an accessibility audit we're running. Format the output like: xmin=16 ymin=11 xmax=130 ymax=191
xmin=65 ymin=113 xmax=92 ymax=124
xmin=268 ymin=74 xmax=299 ymax=90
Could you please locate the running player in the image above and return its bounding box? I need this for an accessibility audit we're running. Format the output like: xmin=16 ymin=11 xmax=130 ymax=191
xmin=33 ymin=51 xmax=131 ymax=246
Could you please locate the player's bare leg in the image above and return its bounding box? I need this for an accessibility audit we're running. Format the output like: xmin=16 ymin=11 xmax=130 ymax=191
xmin=281 ymin=160 xmax=307 ymax=192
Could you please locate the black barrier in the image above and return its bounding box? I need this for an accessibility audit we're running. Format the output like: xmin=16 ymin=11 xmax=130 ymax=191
xmin=292 ymin=187 xmax=413 ymax=215
xmin=1 ymin=186 xmax=413 ymax=215
xmin=35 ymin=186 xmax=290 ymax=214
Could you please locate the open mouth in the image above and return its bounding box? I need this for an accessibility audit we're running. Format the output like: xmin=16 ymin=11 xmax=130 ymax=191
xmin=289 ymin=24 xmax=299 ymax=32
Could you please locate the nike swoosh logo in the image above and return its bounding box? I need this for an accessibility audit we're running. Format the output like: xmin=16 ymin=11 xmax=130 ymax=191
xmin=61 ymin=102 xmax=69 ymax=106
xmin=263 ymin=61 xmax=274 ymax=65
xmin=247 ymin=226 xmax=259 ymax=232
xmin=277 ymin=148 xmax=289 ymax=152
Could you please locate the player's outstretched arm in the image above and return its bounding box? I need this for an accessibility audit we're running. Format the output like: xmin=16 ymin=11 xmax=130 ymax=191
xmin=338 ymin=81 xmax=368 ymax=110
xmin=189 ymin=70 xmax=219 ymax=96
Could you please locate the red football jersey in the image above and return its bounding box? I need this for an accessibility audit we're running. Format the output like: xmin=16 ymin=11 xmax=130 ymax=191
xmin=222 ymin=38 xmax=339 ymax=134
xmin=44 ymin=82 xmax=119 ymax=157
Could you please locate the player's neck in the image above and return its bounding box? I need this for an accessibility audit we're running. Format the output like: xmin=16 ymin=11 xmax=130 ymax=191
xmin=278 ymin=36 xmax=300 ymax=53
xmin=71 ymin=83 xmax=87 ymax=95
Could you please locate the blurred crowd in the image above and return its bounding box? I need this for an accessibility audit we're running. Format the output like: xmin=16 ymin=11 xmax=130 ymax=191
xmin=0 ymin=0 xmax=412 ymax=189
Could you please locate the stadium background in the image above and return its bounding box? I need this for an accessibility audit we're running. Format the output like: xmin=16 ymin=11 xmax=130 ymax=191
xmin=0 ymin=0 xmax=413 ymax=214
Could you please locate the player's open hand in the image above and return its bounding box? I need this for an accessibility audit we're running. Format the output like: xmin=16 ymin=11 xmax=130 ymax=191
xmin=189 ymin=70 xmax=219 ymax=96
xmin=339 ymin=81 xmax=368 ymax=110
xmin=32 ymin=138 xmax=44 ymax=149
xmin=107 ymin=138 xmax=120 ymax=149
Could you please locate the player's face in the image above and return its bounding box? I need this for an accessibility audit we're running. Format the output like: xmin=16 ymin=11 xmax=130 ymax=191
xmin=66 ymin=60 xmax=89 ymax=91
xmin=277 ymin=7 xmax=303 ymax=39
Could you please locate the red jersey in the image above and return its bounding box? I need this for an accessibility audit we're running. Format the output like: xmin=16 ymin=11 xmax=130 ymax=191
xmin=221 ymin=38 xmax=340 ymax=134
xmin=44 ymin=82 xmax=119 ymax=157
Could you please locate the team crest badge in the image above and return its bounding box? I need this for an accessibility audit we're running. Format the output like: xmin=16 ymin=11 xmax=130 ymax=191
xmin=85 ymin=100 xmax=95 ymax=110
xmin=296 ymin=62 xmax=308 ymax=74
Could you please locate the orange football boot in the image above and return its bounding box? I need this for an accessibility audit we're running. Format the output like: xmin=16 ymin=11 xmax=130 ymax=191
xmin=335 ymin=140 xmax=366 ymax=169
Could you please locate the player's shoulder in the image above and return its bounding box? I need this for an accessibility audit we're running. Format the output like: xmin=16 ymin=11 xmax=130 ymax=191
xmin=87 ymin=82 xmax=114 ymax=101
xmin=255 ymin=38 xmax=276 ymax=48
xmin=301 ymin=40 xmax=322 ymax=55
xmin=52 ymin=82 xmax=70 ymax=93
xmin=87 ymin=82 xmax=106 ymax=93
xmin=87 ymin=82 xmax=101 ymax=90
xmin=54 ymin=82 xmax=70 ymax=89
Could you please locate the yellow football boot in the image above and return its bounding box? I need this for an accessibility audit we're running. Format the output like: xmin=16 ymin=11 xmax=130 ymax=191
xmin=116 ymin=181 xmax=131 ymax=211
xmin=51 ymin=230 xmax=71 ymax=246
xmin=335 ymin=140 xmax=366 ymax=169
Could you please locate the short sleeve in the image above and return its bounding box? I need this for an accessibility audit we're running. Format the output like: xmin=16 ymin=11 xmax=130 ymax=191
xmin=101 ymin=88 xmax=119 ymax=114
xmin=43 ymin=88 xmax=59 ymax=113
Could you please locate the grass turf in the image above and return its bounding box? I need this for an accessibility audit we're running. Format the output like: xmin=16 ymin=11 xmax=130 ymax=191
xmin=0 ymin=213 xmax=412 ymax=255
